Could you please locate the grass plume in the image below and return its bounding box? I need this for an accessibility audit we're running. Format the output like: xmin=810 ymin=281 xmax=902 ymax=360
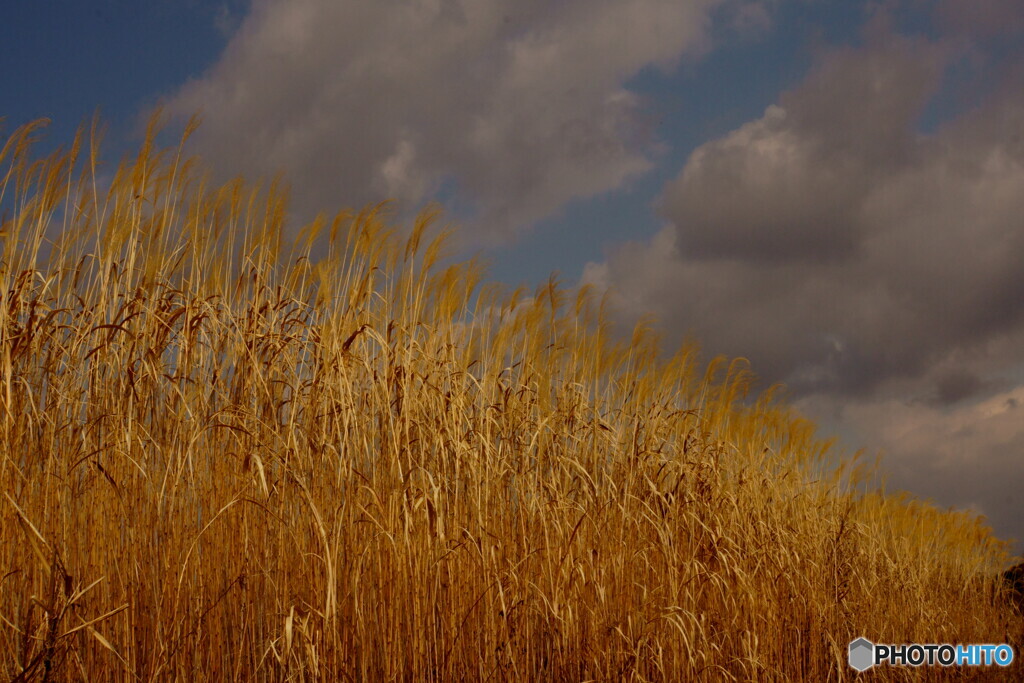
xmin=0 ymin=116 xmax=1020 ymax=681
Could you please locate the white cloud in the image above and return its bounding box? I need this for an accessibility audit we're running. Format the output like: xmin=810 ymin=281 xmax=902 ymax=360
xmin=164 ymin=0 xmax=733 ymax=244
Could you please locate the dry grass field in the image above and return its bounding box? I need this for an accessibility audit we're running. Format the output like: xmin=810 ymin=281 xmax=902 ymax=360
xmin=1 ymin=117 xmax=1021 ymax=681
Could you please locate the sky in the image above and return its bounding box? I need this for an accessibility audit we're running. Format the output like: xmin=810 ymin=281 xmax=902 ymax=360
xmin=3 ymin=0 xmax=1023 ymax=555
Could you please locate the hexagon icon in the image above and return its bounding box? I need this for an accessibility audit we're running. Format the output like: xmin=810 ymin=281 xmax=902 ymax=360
xmin=848 ymin=637 xmax=875 ymax=672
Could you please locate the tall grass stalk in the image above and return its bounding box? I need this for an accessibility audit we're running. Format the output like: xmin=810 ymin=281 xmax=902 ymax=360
xmin=0 ymin=117 xmax=1019 ymax=681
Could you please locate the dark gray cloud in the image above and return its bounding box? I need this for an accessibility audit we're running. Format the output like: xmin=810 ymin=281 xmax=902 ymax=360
xmin=796 ymin=385 xmax=1024 ymax=552
xmin=934 ymin=0 xmax=1024 ymax=38
xmin=164 ymin=0 xmax=739 ymax=245
xmin=931 ymin=370 xmax=987 ymax=406
xmin=586 ymin=19 xmax=1024 ymax=551
xmin=590 ymin=30 xmax=1024 ymax=398
xmin=658 ymin=34 xmax=947 ymax=264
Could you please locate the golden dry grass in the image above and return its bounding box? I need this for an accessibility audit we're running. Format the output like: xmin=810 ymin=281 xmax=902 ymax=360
xmin=0 ymin=116 xmax=1021 ymax=681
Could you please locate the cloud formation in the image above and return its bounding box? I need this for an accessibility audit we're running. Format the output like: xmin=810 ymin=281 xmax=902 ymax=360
xmin=934 ymin=0 xmax=1024 ymax=39
xmin=589 ymin=30 xmax=1024 ymax=399
xmin=586 ymin=18 xmax=1024 ymax=548
xmin=796 ymin=384 xmax=1024 ymax=549
xmin=164 ymin=0 xmax=734 ymax=244
xmin=660 ymin=35 xmax=947 ymax=263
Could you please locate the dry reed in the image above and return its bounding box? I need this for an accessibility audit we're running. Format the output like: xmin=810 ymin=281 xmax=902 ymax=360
xmin=0 ymin=116 xmax=1020 ymax=681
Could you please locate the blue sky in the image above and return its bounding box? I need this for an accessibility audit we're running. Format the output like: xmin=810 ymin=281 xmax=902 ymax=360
xmin=1 ymin=2 xmax=231 ymax=145
xmin=4 ymin=0 xmax=1024 ymax=554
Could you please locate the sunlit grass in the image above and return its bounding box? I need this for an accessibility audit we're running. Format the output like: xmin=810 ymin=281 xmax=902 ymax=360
xmin=0 ymin=115 xmax=1020 ymax=681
